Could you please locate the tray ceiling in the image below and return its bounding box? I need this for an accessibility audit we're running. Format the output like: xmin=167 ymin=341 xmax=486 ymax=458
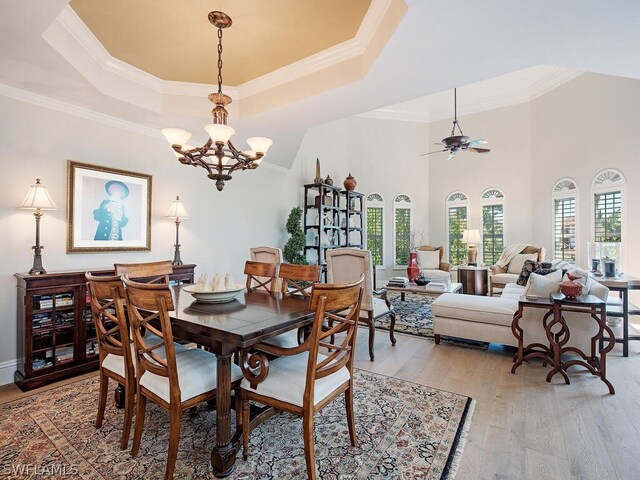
xmin=69 ymin=0 xmax=372 ymax=86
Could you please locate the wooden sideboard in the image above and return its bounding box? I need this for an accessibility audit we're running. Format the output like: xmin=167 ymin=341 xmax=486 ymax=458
xmin=14 ymin=264 xmax=196 ymax=391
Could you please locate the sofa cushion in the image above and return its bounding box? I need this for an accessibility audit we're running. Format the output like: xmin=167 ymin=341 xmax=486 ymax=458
xmin=432 ymin=293 xmax=518 ymax=327
xmin=501 ymin=283 xmax=525 ymax=300
xmin=417 ymin=250 xmax=440 ymax=270
xmin=524 ymin=269 xmax=563 ymax=298
xmin=516 ymin=260 xmax=554 ymax=286
xmin=491 ymin=273 xmax=519 ymax=285
xmin=508 ymin=253 xmax=538 ymax=274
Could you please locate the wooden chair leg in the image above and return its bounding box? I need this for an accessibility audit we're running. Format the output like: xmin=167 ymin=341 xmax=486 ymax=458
xmin=96 ymin=371 xmax=108 ymax=429
xmin=242 ymin=394 xmax=250 ymax=460
xmin=345 ymin=386 xmax=356 ymax=447
xmin=165 ymin=405 xmax=181 ymax=480
xmin=367 ymin=312 xmax=375 ymax=361
xmin=434 ymin=334 xmax=441 ymax=345
xmin=389 ymin=312 xmax=397 ymax=346
xmin=131 ymin=393 xmax=147 ymax=457
xmin=302 ymin=411 xmax=316 ymax=480
xmin=120 ymin=380 xmax=135 ymax=450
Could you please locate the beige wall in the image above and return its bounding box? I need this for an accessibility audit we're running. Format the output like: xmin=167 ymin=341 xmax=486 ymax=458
xmin=428 ymin=102 xmax=534 ymax=264
xmin=0 ymin=96 xmax=299 ymax=379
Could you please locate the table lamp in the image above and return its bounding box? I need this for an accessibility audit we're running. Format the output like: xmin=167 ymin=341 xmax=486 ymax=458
xmin=462 ymin=228 xmax=481 ymax=266
xmin=166 ymin=196 xmax=189 ymax=265
xmin=18 ymin=178 xmax=57 ymax=274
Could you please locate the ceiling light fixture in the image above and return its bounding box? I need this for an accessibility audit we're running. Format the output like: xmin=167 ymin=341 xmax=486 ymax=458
xmin=161 ymin=11 xmax=272 ymax=191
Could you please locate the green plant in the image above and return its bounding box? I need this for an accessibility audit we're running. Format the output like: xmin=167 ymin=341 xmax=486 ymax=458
xmin=283 ymin=206 xmax=307 ymax=264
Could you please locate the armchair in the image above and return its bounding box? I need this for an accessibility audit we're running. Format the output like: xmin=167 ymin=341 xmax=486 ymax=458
xmin=489 ymin=245 xmax=547 ymax=296
xmin=415 ymin=246 xmax=452 ymax=281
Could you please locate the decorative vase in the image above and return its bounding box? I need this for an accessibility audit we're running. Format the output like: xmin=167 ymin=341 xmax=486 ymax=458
xmin=325 ymin=174 xmax=333 ymax=186
xmin=407 ymin=252 xmax=420 ymax=282
xmin=314 ymin=158 xmax=322 ymax=184
xmin=559 ymin=280 xmax=583 ymax=299
xmin=344 ymin=173 xmax=357 ymax=192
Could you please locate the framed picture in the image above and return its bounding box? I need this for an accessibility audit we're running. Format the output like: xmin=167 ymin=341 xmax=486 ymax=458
xmin=67 ymin=161 xmax=152 ymax=253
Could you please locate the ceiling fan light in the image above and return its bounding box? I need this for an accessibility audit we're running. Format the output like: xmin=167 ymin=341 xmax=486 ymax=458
xmin=246 ymin=137 xmax=273 ymax=154
xmin=205 ymin=124 xmax=235 ymax=144
xmin=161 ymin=128 xmax=192 ymax=146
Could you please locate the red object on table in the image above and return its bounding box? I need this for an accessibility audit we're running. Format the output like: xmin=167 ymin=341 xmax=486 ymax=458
xmin=407 ymin=252 xmax=420 ymax=282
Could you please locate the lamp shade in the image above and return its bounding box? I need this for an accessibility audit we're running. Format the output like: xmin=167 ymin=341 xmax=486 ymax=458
xmin=18 ymin=179 xmax=57 ymax=210
xmin=204 ymin=124 xmax=235 ymax=144
xmin=161 ymin=128 xmax=192 ymax=146
xmin=166 ymin=196 xmax=189 ymax=219
xmin=246 ymin=137 xmax=273 ymax=155
xmin=462 ymin=229 xmax=481 ymax=244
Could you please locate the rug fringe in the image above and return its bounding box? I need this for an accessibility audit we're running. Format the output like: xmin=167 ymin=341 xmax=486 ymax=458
xmin=445 ymin=398 xmax=475 ymax=479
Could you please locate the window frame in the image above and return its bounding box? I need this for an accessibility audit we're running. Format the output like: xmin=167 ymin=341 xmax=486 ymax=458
xmin=552 ymin=178 xmax=579 ymax=263
xmin=365 ymin=192 xmax=385 ymax=267
xmin=590 ymin=169 xmax=625 ymax=260
xmin=446 ymin=191 xmax=469 ymax=266
xmin=480 ymin=188 xmax=506 ymax=266
xmin=393 ymin=194 xmax=413 ymax=268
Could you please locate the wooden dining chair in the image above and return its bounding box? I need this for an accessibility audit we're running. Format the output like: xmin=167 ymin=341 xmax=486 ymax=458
xmin=123 ymin=276 xmax=243 ymax=480
xmin=250 ymin=246 xmax=283 ymax=292
xmin=86 ymin=273 xmax=134 ymax=450
xmin=244 ymin=260 xmax=278 ymax=293
xmin=279 ymin=263 xmax=322 ymax=298
xmin=114 ymin=260 xmax=173 ymax=284
xmin=240 ymin=276 xmax=364 ymax=480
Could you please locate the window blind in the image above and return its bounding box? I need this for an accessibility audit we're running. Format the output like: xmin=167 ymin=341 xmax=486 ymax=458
xmin=482 ymin=204 xmax=504 ymax=265
xmin=554 ymin=197 xmax=576 ymax=261
xmin=395 ymin=207 xmax=411 ymax=265
xmin=594 ymin=191 xmax=622 ymax=242
xmin=448 ymin=206 xmax=467 ymax=265
xmin=366 ymin=206 xmax=383 ymax=266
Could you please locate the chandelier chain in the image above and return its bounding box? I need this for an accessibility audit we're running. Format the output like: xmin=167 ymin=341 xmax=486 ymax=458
xmin=217 ymin=27 xmax=223 ymax=94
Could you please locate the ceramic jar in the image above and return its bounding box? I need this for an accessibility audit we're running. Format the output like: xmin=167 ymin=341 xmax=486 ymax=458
xmin=343 ymin=173 xmax=357 ymax=192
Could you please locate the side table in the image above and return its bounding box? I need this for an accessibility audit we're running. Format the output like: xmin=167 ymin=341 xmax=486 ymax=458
xmin=457 ymin=266 xmax=489 ymax=295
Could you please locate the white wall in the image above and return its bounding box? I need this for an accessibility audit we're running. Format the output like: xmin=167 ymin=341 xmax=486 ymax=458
xmin=428 ymin=102 xmax=533 ymax=264
xmin=294 ymin=117 xmax=431 ymax=276
xmin=0 ymin=96 xmax=299 ymax=380
xmin=531 ymin=72 xmax=640 ymax=274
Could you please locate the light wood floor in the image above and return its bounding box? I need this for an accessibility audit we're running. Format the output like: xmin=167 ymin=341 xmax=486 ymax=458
xmin=2 ymin=330 xmax=639 ymax=479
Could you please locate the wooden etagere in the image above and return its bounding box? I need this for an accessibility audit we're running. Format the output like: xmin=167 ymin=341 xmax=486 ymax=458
xmin=14 ymin=264 xmax=195 ymax=391
xmin=303 ymin=183 xmax=363 ymax=278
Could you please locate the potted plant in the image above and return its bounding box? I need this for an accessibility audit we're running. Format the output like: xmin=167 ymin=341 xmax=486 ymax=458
xmin=283 ymin=206 xmax=307 ymax=265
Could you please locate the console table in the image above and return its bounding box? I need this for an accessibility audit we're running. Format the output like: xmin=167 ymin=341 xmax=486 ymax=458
xmin=511 ymin=293 xmax=615 ymax=394
xmin=14 ymin=264 xmax=196 ymax=391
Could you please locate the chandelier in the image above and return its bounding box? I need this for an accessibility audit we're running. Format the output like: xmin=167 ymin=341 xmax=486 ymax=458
xmin=161 ymin=11 xmax=272 ymax=191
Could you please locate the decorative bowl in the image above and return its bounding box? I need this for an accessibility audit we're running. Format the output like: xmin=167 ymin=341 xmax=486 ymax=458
xmin=182 ymin=285 xmax=244 ymax=303
xmin=559 ymin=280 xmax=583 ymax=299
xmin=415 ymin=277 xmax=431 ymax=286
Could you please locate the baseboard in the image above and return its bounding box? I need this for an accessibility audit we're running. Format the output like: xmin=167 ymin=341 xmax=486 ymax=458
xmin=0 ymin=359 xmax=18 ymax=386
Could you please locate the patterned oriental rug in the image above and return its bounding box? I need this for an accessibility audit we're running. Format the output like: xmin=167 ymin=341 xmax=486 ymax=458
xmin=0 ymin=370 xmax=473 ymax=479
xmin=376 ymin=293 xmax=488 ymax=349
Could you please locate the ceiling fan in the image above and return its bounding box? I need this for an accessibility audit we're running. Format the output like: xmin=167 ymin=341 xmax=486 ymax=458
xmin=420 ymin=88 xmax=490 ymax=161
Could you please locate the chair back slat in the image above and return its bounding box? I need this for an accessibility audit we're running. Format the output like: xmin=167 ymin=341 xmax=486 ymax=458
xmin=279 ymin=263 xmax=322 ymax=297
xmin=305 ymin=276 xmax=364 ymax=390
xmin=123 ymin=276 xmax=179 ymax=397
xmin=114 ymin=261 xmax=173 ymax=284
xmin=85 ymin=273 xmax=130 ymax=362
xmin=245 ymin=261 xmax=278 ymax=293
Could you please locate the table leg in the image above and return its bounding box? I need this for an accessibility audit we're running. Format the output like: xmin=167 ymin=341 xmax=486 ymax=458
xmin=211 ymin=353 xmax=237 ymax=478
xmin=623 ymin=288 xmax=629 ymax=357
xmin=599 ymin=305 xmax=616 ymax=395
xmin=511 ymin=306 xmax=524 ymax=374
xmin=546 ymin=303 xmax=570 ymax=385
xmin=114 ymin=383 xmax=125 ymax=409
xmin=401 ymin=292 xmax=406 ymax=302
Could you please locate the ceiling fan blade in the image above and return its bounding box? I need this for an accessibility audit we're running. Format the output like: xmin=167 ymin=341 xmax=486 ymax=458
xmin=446 ymin=151 xmax=457 ymax=161
xmin=467 ymin=147 xmax=491 ymax=154
xmin=419 ymin=149 xmax=448 ymax=156
xmin=467 ymin=139 xmax=487 ymax=148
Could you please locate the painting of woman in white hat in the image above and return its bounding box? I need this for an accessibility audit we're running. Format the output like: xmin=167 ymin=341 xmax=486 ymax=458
xmin=93 ymin=180 xmax=129 ymax=240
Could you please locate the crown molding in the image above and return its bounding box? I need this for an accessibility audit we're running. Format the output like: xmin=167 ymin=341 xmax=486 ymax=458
xmin=43 ymin=0 xmax=396 ymax=108
xmin=359 ymin=68 xmax=584 ymax=124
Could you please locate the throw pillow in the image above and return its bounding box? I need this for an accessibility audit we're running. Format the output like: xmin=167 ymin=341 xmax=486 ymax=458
xmin=508 ymin=253 xmax=538 ymax=274
xmin=516 ymin=260 xmax=553 ymax=286
xmin=416 ymin=249 xmax=440 ymax=270
xmin=524 ymin=269 xmax=563 ymax=298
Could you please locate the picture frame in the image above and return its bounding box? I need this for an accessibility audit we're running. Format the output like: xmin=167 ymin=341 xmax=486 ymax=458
xmin=67 ymin=161 xmax=152 ymax=253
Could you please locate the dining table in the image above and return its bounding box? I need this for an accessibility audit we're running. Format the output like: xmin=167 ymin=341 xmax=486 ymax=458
xmin=167 ymin=285 xmax=315 ymax=478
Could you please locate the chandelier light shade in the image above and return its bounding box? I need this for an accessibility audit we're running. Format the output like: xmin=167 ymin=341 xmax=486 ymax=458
xmin=161 ymin=11 xmax=273 ymax=191
xmin=18 ymin=178 xmax=58 ymax=274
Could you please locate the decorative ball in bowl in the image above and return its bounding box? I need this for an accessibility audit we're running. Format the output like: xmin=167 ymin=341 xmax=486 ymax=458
xmin=415 ymin=275 xmax=430 ymax=286
xmin=559 ymin=280 xmax=583 ymax=299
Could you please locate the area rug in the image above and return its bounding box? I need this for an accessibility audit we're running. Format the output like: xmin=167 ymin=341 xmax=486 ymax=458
xmin=0 ymin=370 xmax=473 ymax=479
xmin=375 ymin=294 xmax=488 ymax=349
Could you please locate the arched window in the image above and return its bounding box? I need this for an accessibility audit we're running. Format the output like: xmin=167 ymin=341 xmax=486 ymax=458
xmin=365 ymin=193 xmax=384 ymax=266
xmin=446 ymin=192 xmax=468 ymax=266
xmin=552 ymin=178 xmax=578 ymax=262
xmin=393 ymin=194 xmax=412 ymax=266
xmin=480 ymin=189 xmax=505 ymax=265
xmin=591 ymin=169 xmax=624 ymax=263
